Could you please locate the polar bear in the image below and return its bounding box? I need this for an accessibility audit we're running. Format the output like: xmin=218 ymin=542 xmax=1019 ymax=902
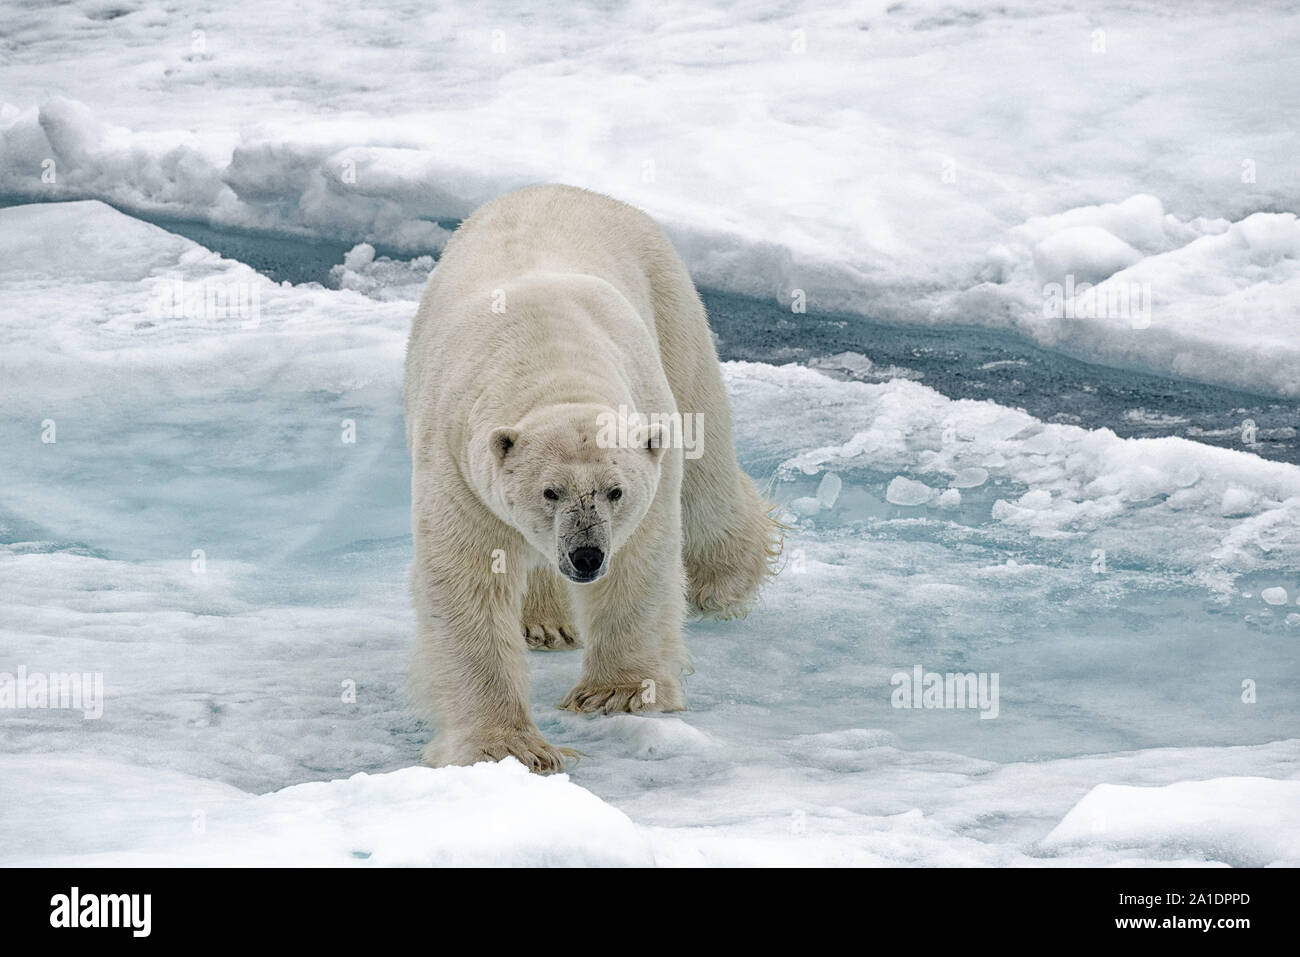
xmin=404 ymin=184 xmax=781 ymax=772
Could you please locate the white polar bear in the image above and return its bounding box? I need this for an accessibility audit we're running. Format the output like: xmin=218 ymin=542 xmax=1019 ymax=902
xmin=404 ymin=184 xmax=781 ymax=772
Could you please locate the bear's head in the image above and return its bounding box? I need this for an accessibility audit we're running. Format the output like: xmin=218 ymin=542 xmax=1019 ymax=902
xmin=487 ymin=405 xmax=668 ymax=584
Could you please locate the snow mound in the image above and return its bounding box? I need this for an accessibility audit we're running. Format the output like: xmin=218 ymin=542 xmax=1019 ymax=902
xmin=961 ymin=197 xmax=1300 ymax=395
xmin=1044 ymin=777 xmax=1300 ymax=866
xmin=1031 ymin=225 xmax=1142 ymax=286
xmin=0 ymin=755 xmax=653 ymax=867
xmin=329 ymin=242 xmax=435 ymax=301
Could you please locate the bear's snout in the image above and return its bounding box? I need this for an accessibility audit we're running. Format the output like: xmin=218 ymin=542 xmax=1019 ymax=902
xmin=564 ymin=546 xmax=606 ymax=583
xmin=555 ymin=490 xmax=611 ymax=583
xmin=559 ymin=538 xmax=608 ymax=582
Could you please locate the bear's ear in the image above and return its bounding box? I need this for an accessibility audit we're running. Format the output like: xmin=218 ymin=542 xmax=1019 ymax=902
xmin=638 ymin=422 xmax=670 ymax=463
xmin=489 ymin=427 xmax=520 ymax=464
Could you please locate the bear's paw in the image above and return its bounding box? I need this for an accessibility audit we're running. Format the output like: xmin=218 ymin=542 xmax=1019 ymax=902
xmin=429 ymin=727 xmax=577 ymax=775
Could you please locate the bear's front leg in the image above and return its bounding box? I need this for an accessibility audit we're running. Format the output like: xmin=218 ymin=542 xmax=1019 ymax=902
xmin=560 ymin=516 xmax=689 ymax=714
xmin=410 ymin=511 xmax=571 ymax=774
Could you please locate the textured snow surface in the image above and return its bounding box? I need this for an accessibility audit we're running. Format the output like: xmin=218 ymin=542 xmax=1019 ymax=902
xmin=2 ymin=201 xmax=1298 ymax=866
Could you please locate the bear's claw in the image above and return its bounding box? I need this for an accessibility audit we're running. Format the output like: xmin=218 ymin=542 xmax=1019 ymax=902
xmin=473 ymin=732 xmax=576 ymax=774
xmin=559 ymin=680 xmax=682 ymax=714
xmin=523 ymin=621 xmax=581 ymax=651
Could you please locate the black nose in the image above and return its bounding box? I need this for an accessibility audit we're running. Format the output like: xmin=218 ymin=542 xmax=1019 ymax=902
xmin=569 ymin=547 xmax=604 ymax=576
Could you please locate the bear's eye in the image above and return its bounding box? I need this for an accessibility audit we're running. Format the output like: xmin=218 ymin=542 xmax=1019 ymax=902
xmin=543 ymin=488 xmax=559 ymax=502
xmin=607 ymin=487 xmax=623 ymax=502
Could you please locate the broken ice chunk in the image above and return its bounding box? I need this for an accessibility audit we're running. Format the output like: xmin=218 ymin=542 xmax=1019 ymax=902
xmin=816 ymin=472 xmax=842 ymax=510
xmin=885 ymin=476 xmax=935 ymax=506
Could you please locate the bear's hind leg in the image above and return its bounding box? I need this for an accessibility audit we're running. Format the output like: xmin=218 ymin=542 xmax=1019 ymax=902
xmin=522 ymin=565 xmax=581 ymax=651
xmin=683 ymin=461 xmax=783 ymax=621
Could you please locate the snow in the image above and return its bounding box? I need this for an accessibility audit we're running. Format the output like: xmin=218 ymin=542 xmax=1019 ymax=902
xmin=808 ymin=351 xmax=924 ymax=385
xmin=1044 ymin=778 xmax=1300 ymax=867
xmin=330 ymin=242 xmax=438 ymax=302
xmin=1 ymin=0 xmax=1298 ymax=394
xmin=1261 ymin=586 xmax=1289 ymax=606
xmin=3 ymin=199 xmax=1299 ymax=866
xmin=1 ymin=755 xmax=655 ymax=867
xmin=950 ymin=468 xmax=989 ymax=489
xmin=885 ymin=476 xmax=937 ymax=507
xmin=1031 ymin=225 xmax=1143 ymax=287
xmin=971 ymin=201 xmax=1300 ymax=396
xmin=762 ymin=358 xmax=1300 ymax=595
